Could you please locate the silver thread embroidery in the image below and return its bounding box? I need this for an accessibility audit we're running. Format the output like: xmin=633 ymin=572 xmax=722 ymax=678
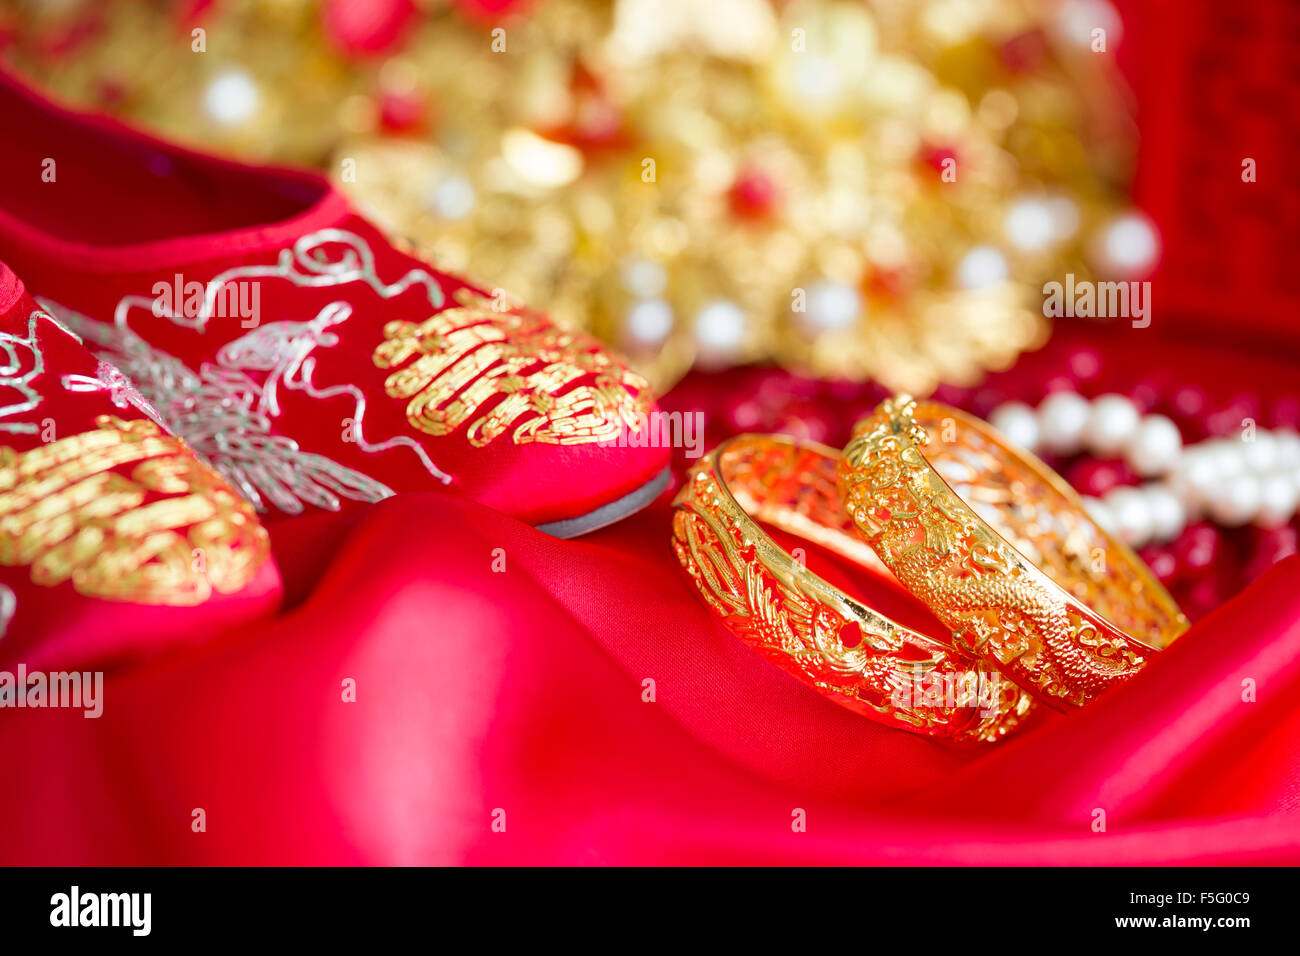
xmin=36 ymin=228 xmax=464 ymax=515
xmin=0 ymin=309 xmax=54 ymax=434
xmin=42 ymin=297 xmax=398 ymax=516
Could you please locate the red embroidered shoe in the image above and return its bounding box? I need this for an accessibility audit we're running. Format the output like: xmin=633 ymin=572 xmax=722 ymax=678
xmin=0 ymin=261 xmax=281 ymax=669
xmin=0 ymin=68 xmax=670 ymax=536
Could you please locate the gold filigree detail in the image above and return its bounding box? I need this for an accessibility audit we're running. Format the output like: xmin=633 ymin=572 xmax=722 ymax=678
xmin=839 ymin=398 xmax=1188 ymax=709
xmin=374 ymin=289 xmax=654 ymax=447
xmin=0 ymin=416 xmax=270 ymax=605
xmin=672 ymin=435 xmax=1034 ymax=743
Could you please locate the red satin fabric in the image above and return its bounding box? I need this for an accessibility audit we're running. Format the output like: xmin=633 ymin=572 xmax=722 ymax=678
xmin=2 ymin=315 xmax=1300 ymax=864
xmin=1 ymin=479 xmax=1298 ymax=864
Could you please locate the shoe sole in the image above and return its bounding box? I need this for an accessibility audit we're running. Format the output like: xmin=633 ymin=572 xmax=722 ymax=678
xmin=535 ymin=466 xmax=672 ymax=539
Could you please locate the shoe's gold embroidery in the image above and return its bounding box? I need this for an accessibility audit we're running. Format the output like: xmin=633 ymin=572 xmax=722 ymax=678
xmin=0 ymin=416 xmax=269 ymax=605
xmin=374 ymin=289 xmax=654 ymax=447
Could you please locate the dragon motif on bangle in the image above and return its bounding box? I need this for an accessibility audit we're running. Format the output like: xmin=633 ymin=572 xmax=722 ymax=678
xmin=838 ymin=396 xmax=1188 ymax=709
xmin=672 ymin=435 xmax=1034 ymax=742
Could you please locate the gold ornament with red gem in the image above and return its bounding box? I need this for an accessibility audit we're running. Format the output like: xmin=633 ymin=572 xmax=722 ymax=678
xmin=3 ymin=0 xmax=1146 ymax=392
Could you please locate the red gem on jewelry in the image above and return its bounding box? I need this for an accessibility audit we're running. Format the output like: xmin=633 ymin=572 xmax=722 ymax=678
xmin=839 ymin=620 xmax=862 ymax=649
xmin=919 ymin=143 xmax=958 ymax=176
xmin=999 ymin=29 xmax=1048 ymax=72
xmin=730 ymin=168 xmax=780 ymax=220
xmin=379 ymin=89 xmax=428 ymax=133
xmin=1173 ymin=522 xmax=1222 ymax=573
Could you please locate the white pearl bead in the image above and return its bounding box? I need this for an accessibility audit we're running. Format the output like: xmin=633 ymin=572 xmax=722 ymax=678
xmin=989 ymin=402 xmax=1040 ymax=453
xmin=625 ymin=299 xmax=673 ymax=348
xmin=1046 ymin=195 xmax=1080 ymax=241
xmin=1242 ymin=431 xmax=1278 ymax=473
xmin=204 ymin=71 xmax=260 ymax=126
xmin=1056 ymin=0 xmax=1124 ymax=51
xmin=1125 ymin=413 xmax=1182 ymax=477
xmin=620 ymin=258 xmax=668 ymax=298
xmin=800 ymin=280 xmax=861 ymax=333
xmin=693 ymin=300 xmax=746 ymax=365
xmin=1037 ymin=391 xmax=1091 ymax=455
xmin=1144 ymin=484 xmax=1186 ymax=543
xmin=426 ymin=174 xmax=476 ymax=220
xmin=1082 ymin=495 xmax=1115 ymax=535
xmin=1256 ymin=473 xmax=1298 ymax=528
xmin=1209 ymin=474 xmax=1262 ymax=527
xmin=1085 ymin=393 xmax=1140 ymax=457
xmin=792 ymin=55 xmax=842 ymax=103
xmin=1206 ymin=439 xmax=1246 ymax=480
xmin=956 ymin=245 xmax=1009 ymax=289
xmin=1094 ymin=210 xmax=1160 ymax=277
xmin=1169 ymin=447 xmax=1216 ymax=515
xmin=1104 ymin=486 xmax=1153 ymax=548
xmin=1004 ymin=197 xmax=1057 ymax=252
xmin=1273 ymin=429 xmax=1300 ymax=469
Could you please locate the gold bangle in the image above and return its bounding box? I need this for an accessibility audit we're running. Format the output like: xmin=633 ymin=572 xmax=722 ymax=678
xmin=838 ymin=397 xmax=1189 ymax=710
xmin=671 ymin=433 xmax=1036 ymax=743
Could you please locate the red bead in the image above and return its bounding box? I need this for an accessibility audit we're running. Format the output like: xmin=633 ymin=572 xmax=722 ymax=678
xmin=920 ymin=144 xmax=959 ymax=178
xmin=1068 ymin=458 xmax=1136 ymax=497
xmin=1173 ymin=522 xmax=1222 ymax=574
xmin=1170 ymin=385 xmax=1209 ymax=419
xmin=931 ymin=383 xmax=972 ymax=409
xmin=1228 ymin=391 xmax=1263 ymax=420
xmin=775 ymin=403 xmax=832 ymax=444
xmin=321 ymin=0 xmax=417 ymax=60
xmin=1268 ymin=396 xmax=1300 ymax=430
xmin=1140 ymin=545 xmax=1179 ymax=583
xmin=1249 ymin=525 xmax=1299 ymax=564
xmin=970 ymin=388 xmax=1006 ymax=419
xmin=760 ymin=373 xmax=819 ymax=401
xmin=1042 ymin=375 xmax=1076 ymax=397
xmin=1066 ymin=347 xmax=1102 ymax=383
xmin=173 ymin=0 xmax=218 ymax=27
xmin=1181 ymin=576 xmax=1226 ymax=620
xmin=729 ymin=168 xmax=781 ymax=220
xmin=824 ymin=379 xmax=864 ymax=403
xmin=1127 ymin=380 xmax=1162 ymax=413
xmin=453 ymin=0 xmax=533 ymax=22
xmin=866 ymin=268 xmax=910 ymax=300
xmin=1206 ymin=393 xmax=1261 ymax=437
xmin=378 ymin=89 xmax=428 ymax=133
xmin=999 ymin=29 xmax=1048 ymax=72
xmin=725 ymin=400 xmax=765 ymax=432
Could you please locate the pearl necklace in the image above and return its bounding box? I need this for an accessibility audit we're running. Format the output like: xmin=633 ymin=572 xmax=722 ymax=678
xmin=988 ymin=392 xmax=1300 ymax=549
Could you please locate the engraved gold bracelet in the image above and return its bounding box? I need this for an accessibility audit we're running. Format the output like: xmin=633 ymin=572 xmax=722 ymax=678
xmin=838 ymin=397 xmax=1189 ymax=710
xmin=672 ymin=433 xmax=1036 ymax=743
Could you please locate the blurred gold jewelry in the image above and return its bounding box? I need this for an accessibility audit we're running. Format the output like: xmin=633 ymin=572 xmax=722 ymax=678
xmin=672 ymin=434 xmax=1035 ymax=742
xmin=838 ymin=397 xmax=1189 ymax=710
